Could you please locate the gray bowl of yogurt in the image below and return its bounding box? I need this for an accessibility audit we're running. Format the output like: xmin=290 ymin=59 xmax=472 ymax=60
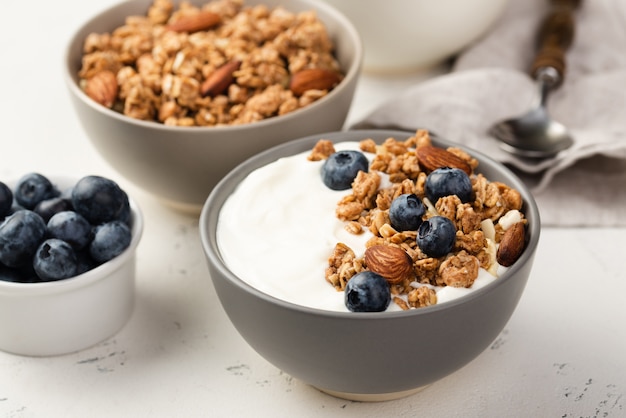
xmin=199 ymin=129 xmax=540 ymax=401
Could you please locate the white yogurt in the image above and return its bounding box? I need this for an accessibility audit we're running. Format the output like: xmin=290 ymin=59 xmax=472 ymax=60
xmin=217 ymin=142 xmax=506 ymax=312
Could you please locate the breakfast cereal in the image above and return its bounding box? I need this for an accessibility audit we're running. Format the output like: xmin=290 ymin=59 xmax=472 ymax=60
xmin=78 ymin=0 xmax=343 ymax=126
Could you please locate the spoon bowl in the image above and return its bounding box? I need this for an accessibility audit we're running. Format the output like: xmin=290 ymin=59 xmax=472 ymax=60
xmin=490 ymin=1 xmax=579 ymax=158
xmin=490 ymin=68 xmax=574 ymax=158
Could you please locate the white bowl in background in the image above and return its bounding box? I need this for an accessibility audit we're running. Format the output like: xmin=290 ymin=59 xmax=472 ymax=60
xmin=320 ymin=0 xmax=510 ymax=72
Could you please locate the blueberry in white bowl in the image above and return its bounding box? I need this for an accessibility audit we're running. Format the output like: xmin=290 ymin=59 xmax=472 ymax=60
xmin=321 ymin=150 xmax=369 ymax=190
xmin=0 ymin=173 xmax=143 ymax=356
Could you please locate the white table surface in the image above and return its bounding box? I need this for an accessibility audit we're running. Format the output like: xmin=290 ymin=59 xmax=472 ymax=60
xmin=2 ymin=1 xmax=625 ymax=417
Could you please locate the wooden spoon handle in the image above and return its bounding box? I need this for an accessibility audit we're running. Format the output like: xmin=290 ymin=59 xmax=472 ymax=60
xmin=530 ymin=0 xmax=581 ymax=83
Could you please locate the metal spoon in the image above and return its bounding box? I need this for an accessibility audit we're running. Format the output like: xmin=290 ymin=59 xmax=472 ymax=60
xmin=490 ymin=0 xmax=580 ymax=158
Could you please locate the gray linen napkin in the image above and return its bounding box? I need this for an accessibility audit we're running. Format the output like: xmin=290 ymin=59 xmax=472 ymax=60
xmin=353 ymin=0 xmax=626 ymax=226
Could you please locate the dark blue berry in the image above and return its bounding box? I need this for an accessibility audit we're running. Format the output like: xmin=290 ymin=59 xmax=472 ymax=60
xmin=47 ymin=211 xmax=92 ymax=250
xmin=72 ymin=176 xmax=128 ymax=224
xmin=321 ymin=150 xmax=369 ymax=190
xmin=16 ymin=262 xmax=41 ymax=283
xmin=75 ymin=250 xmax=97 ymax=275
xmin=118 ymin=190 xmax=131 ymax=226
xmin=344 ymin=271 xmax=391 ymax=312
xmin=417 ymin=216 xmax=456 ymax=258
xmin=425 ymin=167 xmax=473 ymax=204
xmin=34 ymin=196 xmax=73 ymax=223
xmin=389 ymin=194 xmax=425 ymax=231
xmin=0 ymin=210 xmax=47 ymax=267
xmin=0 ymin=181 xmax=13 ymax=219
xmin=33 ymin=239 xmax=78 ymax=281
xmin=90 ymin=221 xmax=131 ymax=263
xmin=0 ymin=264 xmax=23 ymax=283
xmin=14 ymin=173 xmax=60 ymax=209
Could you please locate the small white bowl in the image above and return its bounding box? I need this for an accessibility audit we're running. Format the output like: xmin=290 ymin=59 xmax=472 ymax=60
xmin=0 ymin=177 xmax=143 ymax=356
xmin=321 ymin=0 xmax=509 ymax=72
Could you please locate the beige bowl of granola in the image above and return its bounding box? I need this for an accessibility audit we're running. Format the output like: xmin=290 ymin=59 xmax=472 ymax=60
xmin=64 ymin=0 xmax=362 ymax=214
xmin=200 ymin=129 xmax=540 ymax=401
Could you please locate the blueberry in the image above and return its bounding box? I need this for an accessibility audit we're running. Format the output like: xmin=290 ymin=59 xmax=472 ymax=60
xmin=75 ymin=250 xmax=97 ymax=275
xmin=425 ymin=167 xmax=473 ymax=204
xmin=33 ymin=238 xmax=78 ymax=281
xmin=47 ymin=211 xmax=92 ymax=250
xmin=389 ymin=194 xmax=425 ymax=231
xmin=0 ymin=264 xmax=23 ymax=283
xmin=34 ymin=196 xmax=73 ymax=223
xmin=14 ymin=173 xmax=60 ymax=209
xmin=89 ymin=220 xmax=131 ymax=264
xmin=344 ymin=271 xmax=391 ymax=312
xmin=72 ymin=176 xmax=128 ymax=224
xmin=0 ymin=210 xmax=47 ymax=268
xmin=0 ymin=181 xmax=13 ymax=219
xmin=321 ymin=150 xmax=369 ymax=190
xmin=118 ymin=190 xmax=131 ymax=226
xmin=417 ymin=216 xmax=456 ymax=258
xmin=16 ymin=262 xmax=40 ymax=283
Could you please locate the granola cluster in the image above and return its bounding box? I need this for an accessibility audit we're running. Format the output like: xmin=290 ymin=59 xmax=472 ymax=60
xmin=78 ymin=0 xmax=342 ymax=126
xmin=313 ymin=130 xmax=526 ymax=310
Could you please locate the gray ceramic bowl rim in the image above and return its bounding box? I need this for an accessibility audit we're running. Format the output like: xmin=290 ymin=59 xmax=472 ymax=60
xmin=0 ymin=176 xmax=144 ymax=296
xmin=200 ymin=129 xmax=541 ymax=320
xmin=63 ymin=0 xmax=363 ymax=134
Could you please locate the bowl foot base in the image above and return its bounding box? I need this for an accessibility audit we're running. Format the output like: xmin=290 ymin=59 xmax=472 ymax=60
xmin=315 ymin=384 xmax=429 ymax=402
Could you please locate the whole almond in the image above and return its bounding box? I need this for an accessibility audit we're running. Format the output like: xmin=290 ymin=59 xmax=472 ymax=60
xmin=289 ymin=68 xmax=342 ymax=96
xmin=364 ymin=245 xmax=414 ymax=285
xmin=416 ymin=145 xmax=472 ymax=175
xmin=84 ymin=70 xmax=118 ymax=108
xmin=201 ymin=60 xmax=241 ymax=97
xmin=496 ymin=222 xmax=526 ymax=267
xmin=165 ymin=11 xmax=221 ymax=33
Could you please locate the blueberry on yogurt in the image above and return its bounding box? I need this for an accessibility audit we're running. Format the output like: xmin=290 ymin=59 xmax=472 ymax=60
xmin=425 ymin=167 xmax=473 ymax=204
xmin=345 ymin=271 xmax=391 ymax=312
xmin=417 ymin=216 xmax=456 ymax=258
xmin=389 ymin=194 xmax=425 ymax=231
xmin=321 ymin=150 xmax=369 ymax=190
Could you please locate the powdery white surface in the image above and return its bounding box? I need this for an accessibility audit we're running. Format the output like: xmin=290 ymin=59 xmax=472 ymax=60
xmin=217 ymin=142 xmax=502 ymax=312
xmin=1 ymin=0 xmax=625 ymax=416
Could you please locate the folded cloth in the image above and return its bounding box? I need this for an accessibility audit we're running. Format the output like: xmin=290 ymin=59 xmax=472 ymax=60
xmin=352 ymin=0 xmax=626 ymax=226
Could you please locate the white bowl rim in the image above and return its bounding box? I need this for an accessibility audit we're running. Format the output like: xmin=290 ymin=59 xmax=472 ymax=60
xmin=199 ymin=129 xmax=541 ymax=320
xmin=0 ymin=175 xmax=144 ymax=296
xmin=63 ymin=0 xmax=363 ymax=134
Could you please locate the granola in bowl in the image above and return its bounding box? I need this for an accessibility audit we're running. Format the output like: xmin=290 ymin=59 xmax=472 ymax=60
xmin=78 ymin=0 xmax=344 ymax=126
xmin=216 ymin=130 xmax=529 ymax=312
xmin=201 ymin=128 xmax=540 ymax=398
